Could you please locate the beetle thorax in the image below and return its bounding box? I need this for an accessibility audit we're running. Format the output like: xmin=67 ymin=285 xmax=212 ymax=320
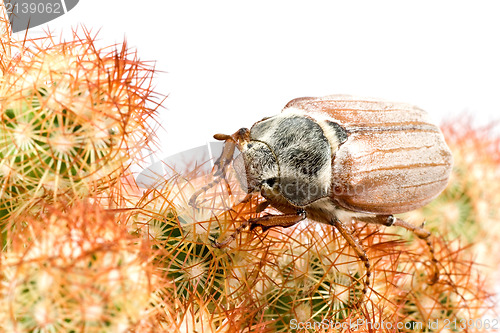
xmin=243 ymin=112 xmax=336 ymax=208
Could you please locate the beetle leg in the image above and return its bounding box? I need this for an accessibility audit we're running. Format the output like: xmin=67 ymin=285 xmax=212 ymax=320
xmin=212 ymin=219 xmax=252 ymax=248
xmin=390 ymin=216 xmax=439 ymax=285
xmin=357 ymin=214 xmax=439 ymax=285
xmin=249 ymin=209 xmax=307 ymax=231
xmin=255 ymin=200 xmax=270 ymax=213
xmin=190 ymin=129 xmax=250 ymax=207
xmin=189 ymin=177 xmax=224 ymax=207
xmin=212 ymin=210 xmax=306 ymax=248
xmin=188 ymin=136 xmax=237 ymax=207
xmin=331 ymin=217 xmax=370 ymax=296
xmin=212 ymin=135 xmax=237 ymax=177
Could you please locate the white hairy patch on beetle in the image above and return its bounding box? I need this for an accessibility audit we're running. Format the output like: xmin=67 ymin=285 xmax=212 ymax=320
xmin=306 ymin=198 xmax=375 ymax=226
xmin=282 ymin=106 xmax=343 ymax=155
xmin=334 ymin=208 xmax=374 ymax=226
xmin=315 ymin=120 xmax=343 ymax=154
xmin=251 ymin=117 xmax=279 ymax=144
xmin=275 ymin=107 xmax=341 ymax=197
xmin=244 ymin=112 xmax=332 ymax=207
xmin=282 ymin=110 xmax=332 ymax=200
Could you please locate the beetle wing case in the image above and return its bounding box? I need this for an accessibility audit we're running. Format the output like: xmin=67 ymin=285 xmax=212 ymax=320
xmin=284 ymin=95 xmax=453 ymax=215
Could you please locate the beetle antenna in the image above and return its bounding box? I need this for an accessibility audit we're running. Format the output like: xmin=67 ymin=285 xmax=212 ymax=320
xmin=213 ymin=133 xmax=232 ymax=141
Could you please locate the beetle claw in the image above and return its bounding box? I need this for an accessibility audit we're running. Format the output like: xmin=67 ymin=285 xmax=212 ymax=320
xmin=210 ymin=236 xmax=231 ymax=249
xmin=260 ymin=225 xmax=272 ymax=232
xmin=210 ymin=237 xmax=222 ymax=248
xmin=248 ymin=222 xmax=271 ymax=232
xmin=249 ymin=223 xmax=260 ymax=231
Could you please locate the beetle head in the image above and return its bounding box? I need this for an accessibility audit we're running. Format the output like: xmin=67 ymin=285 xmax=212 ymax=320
xmin=239 ymin=140 xmax=279 ymax=194
xmin=214 ymin=128 xmax=280 ymax=198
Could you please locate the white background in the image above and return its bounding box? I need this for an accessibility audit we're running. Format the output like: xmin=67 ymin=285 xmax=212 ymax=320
xmin=18 ymin=0 xmax=500 ymax=159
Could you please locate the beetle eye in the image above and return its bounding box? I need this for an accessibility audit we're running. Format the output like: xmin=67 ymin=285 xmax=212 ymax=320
xmin=262 ymin=177 xmax=277 ymax=188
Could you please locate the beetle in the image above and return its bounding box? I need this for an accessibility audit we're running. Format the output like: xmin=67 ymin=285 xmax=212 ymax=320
xmin=189 ymin=94 xmax=453 ymax=293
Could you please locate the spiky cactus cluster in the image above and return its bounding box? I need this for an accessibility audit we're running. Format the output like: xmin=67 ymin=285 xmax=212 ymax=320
xmin=0 ymin=29 xmax=158 ymax=222
xmin=131 ymin=119 xmax=500 ymax=332
xmin=132 ymin=168 xmax=494 ymax=332
xmin=0 ymin=2 xmax=10 ymax=67
xmin=0 ymin=7 xmax=163 ymax=331
xmin=0 ymin=201 xmax=158 ymax=332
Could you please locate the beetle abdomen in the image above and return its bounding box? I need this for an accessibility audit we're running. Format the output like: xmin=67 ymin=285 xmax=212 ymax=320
xmin=332 ymin=126 xmax=452 ymax=214
xmin=284 ymin=95 xmax=453 ymax=214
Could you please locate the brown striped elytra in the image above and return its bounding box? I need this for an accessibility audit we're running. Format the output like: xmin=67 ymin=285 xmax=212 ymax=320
xmin=281 ymin=95 xmax=453 ymax=217
xmin=189 ymin=94 xmax=453 ymax=294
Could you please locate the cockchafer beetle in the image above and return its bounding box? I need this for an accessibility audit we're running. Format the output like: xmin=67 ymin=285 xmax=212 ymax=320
xmin=189 ymin=94 xmax=453 ymax=294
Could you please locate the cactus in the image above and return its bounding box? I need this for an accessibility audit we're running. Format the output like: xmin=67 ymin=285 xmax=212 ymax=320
xmin=0 ymin=201 xmax=158 ymax=332
xmin=0 ymin=1 xmax=11 ymax=71
xmin=129 ymin=162 xmax=491 ymax=332
xmin=0 ymin=29 xmax=159 ymax=224
xmin=128 ymin=120 xmax=499 ymax=332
